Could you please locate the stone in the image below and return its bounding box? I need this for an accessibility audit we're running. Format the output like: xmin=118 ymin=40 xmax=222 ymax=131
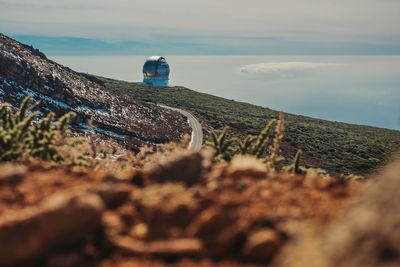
xmin=226 ymin=156 xmax=267 ymax=179
xmin=242 ymin=228 xmax=283 ymax=261
xmin=186 ymin=206 xmax=248 ymax=256
xmin=46 ymin=252 xmax=83 ymax=267
xmin=0 ymin=191 xmax=104 ymax=267
xmin=143 ymin=150 xmax=203 ymax=186
xmin=112 ymin=236 xmax=204 ymax=258
xmin=132 ymin=183 xmax=198 ymax=239
xmin=276 ymin=157 xmax=400 ymax=267
xmin=321 ymin=159 xmax=400 ymax=267
xmin=0 ymin=163 xmax=27 ymax=184
xmin=93 ymin=184 xmax=134 ymax=208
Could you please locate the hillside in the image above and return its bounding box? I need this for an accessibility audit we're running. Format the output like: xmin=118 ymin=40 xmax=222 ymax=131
xmin=0 ymin=34 xmax=190 ymax=151
xmin=99 ymin=77 xmax=400 ymax=175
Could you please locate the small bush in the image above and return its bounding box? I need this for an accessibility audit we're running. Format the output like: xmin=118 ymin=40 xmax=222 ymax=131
xmin=209 ymin=112 xmax=286 ymax=170
xmin=209 ymin=113 xmax=316 ymax=176
xmin=0 ymin=96 xmax=76 ymax=162
xmin=209 ymin=114 xmax=365 ymax=179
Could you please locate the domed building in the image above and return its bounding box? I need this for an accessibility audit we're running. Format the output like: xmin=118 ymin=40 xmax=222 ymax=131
xmin=142 ymin=56 xmax=170 ymax=87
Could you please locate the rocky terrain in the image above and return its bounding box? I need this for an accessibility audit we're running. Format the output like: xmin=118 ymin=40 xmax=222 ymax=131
xmin=1 ymin=143 xmax=399 ymax=267
xmin=0 ymin=34 xmax=190 ymax=151
xmin=0 ymin=147 xmax=367 ymax=267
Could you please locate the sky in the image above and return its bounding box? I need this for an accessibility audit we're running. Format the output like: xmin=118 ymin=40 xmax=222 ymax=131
xmin=1 ymin=0 xmax=400 ymax=55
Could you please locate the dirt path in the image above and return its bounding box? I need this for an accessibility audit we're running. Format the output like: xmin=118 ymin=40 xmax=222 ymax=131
xmin=159 ymin=104 xmax=203 ymax=151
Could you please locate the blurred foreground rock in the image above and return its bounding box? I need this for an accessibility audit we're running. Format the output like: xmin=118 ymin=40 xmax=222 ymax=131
xmin=0 ymin=163 xmax=27 ymax=185
xmin=276 ymin=157 xmax=400 ymax=267
xmin=0 ymin=191 xmax=104 ymax=266
xmin=112 ymin=236 xmax=204 ymax=257
xmin=143 ymin=150 xmax=204 ymax=185
xmin=242 ymin=228 xmax=284 ymax=261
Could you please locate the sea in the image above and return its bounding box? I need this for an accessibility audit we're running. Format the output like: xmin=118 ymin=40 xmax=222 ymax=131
xmin=51 ymin=56 xmax=400 ymax=130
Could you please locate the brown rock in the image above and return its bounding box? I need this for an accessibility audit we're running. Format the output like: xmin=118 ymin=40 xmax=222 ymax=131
xmin=93 ymin=184 xmax=134 ymax=208
xmin=143 ymin=150 xmax=203 ymax=186
xmin=112 ymin=236 xmax=204 ymax=258
xmin=242 ymin=228 xmax=283 ymax=261
xmin=321 ymin=159 xmax=400 ymax=267
xmin=103 ymin=211 xmax=125 ymax=238
xmin=186 ymin=206 xmax=247 ymax=256
xmin=0 ymin=191 xmax=104 ymax=267
xmin=276 ymin=157 xmax=400 ymax=267
xmin=129 ymin=223 xmax=148 ymax=240
xmin=186 ymin=206 xmax=236 ymax=238
xmin=132 ymin=183 xmax=198 ymax=239
xmin=226 ymin=156 xmax=267 ymax=179
xmin=0 ymin=163 xmax=27 ymax=185
xmin=46 ymin=251 xmax=83 ymax=267
xmin=102 ymin=169 xmax=144 ymax=187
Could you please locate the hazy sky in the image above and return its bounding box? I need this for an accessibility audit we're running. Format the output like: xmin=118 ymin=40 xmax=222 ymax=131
xmin=1 ymin=0 xmax=400 ymax=55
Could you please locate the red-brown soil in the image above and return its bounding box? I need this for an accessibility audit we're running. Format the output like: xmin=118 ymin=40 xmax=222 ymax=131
xmin=0 ymin=152 xmax=364 ymax=267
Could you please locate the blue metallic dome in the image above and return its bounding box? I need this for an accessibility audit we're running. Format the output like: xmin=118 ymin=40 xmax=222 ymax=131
xmin=143 ymin=56 xmax=170 ymax=87
xmin=143 ymin=56 xmax=170 ymax=77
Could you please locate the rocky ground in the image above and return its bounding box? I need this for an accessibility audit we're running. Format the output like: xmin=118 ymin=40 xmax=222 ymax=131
xmin=0 ymin=34 xmax=190 ymax=151
xmin=276 ymin=154 xmax=400 ymax=267
xmin=0 ymin=147 xmax=370 ymax=267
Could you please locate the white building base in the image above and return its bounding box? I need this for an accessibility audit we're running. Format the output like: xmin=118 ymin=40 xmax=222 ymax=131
xmin=143 ymin=77 xmax=169 ymax=88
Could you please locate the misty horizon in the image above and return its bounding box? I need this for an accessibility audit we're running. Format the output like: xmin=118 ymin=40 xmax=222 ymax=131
xmin=2 ymin=0 xmax=400 ymax=56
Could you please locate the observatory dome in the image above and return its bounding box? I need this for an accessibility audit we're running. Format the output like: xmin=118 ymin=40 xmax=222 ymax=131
xmin=143 ymin=56 xmax=170 ymax=87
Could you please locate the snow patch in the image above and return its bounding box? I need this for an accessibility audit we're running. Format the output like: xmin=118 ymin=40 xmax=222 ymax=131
xmin=2 ymin=79 xmax=72 ymax=109
xmin=93 ymin=127 xmax=130 ymax=139
xmin=2 ymin=50 xmax=21 ymax=61
xmin=79 ymin=123 xmax=129 ymax=139
xmin=76 ymin=105 xmax=110 ymax=116
xmin=20 ymin=87 xmax=72 ymax=109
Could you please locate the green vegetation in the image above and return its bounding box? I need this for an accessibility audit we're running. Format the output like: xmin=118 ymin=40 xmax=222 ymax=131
xmin=210 ymin=112 xmax=285 ymax=164
xmin=210 ymin=112 xmax=289 ymax=170
xmin=0 ymin=96 xmax=76 ymax=162
xmin=211 ymin=116 xmax=367 ymax=180
xmin=209 ymin=112 xmax=325 ymax=177
xmin=99 ymin=77 xmax=400 ymax=175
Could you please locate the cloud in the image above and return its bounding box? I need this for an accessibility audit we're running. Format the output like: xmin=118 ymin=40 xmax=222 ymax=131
xmin=240 ymin=62 xmax=338 ymax=75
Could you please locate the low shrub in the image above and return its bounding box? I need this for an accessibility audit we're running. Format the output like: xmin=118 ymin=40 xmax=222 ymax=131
xmin=209 ymin=112 xmax=361 ymax=179
xmin=0 ymin=96 xmax=76 ymax=162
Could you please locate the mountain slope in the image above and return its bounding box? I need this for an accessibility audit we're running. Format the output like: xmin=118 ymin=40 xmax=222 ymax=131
xmin=0 ymin=34 xmax=190 ymax=150
xmin=100 ymin=78 xmax=400 ymax=175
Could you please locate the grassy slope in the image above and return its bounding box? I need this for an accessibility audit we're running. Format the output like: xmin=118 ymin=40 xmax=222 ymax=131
xmin=99 ymin=77 xmax=400 ymax=175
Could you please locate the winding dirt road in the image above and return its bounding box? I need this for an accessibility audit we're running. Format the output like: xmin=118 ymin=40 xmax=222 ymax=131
xmin=158 ymin=105 xmax=203 ymax=151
